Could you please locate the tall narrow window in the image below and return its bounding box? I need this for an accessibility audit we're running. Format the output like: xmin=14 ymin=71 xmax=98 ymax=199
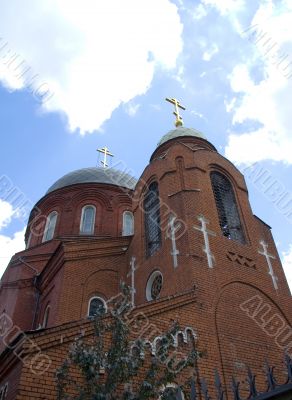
xmin=43 ymin=305 xmax=50 ymax=328
xmin=88 ymin=297 xmax=106 ymax=317
xmin=42 ymin=211 xmax=58 ymax=242
xmin=26 ymin=231 xmax=32 ymax=249
xmin=211 ymin=172 xmax=245 ymax=244
xmin=80 ymin=205 xmax=96 ymax=235
xmin=122 ymin=211 xmax=134 ymax=236
xmin=144 ymin=182 xmax=162 ymax=257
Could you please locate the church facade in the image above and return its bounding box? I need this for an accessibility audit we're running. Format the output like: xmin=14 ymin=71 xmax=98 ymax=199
xmin=0 ymin=121 xmax=292 ymax=399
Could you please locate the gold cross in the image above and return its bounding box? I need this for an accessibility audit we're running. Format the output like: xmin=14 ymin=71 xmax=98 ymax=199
xmin=165 ymin=97 xmax=186 ymax=127
xmin=97 ymin=146 xmax=114 ymax=168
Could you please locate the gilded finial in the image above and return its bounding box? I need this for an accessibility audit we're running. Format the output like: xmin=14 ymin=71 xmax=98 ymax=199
xmin=97 ymin=146 xmax=114 ymax=168
xmin=165 ymin=97 xmax=186 ymax=127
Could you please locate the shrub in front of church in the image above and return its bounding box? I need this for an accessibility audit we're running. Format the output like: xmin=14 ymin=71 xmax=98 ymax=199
xmin=56 ymin=284 xmax=200 ymax=399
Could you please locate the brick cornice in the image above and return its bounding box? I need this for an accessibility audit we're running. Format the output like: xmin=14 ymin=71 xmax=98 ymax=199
xmin=61 ymin=236 xmax=131 ymax=260
xmin=0 ymin=278 xmax=34 ymax=290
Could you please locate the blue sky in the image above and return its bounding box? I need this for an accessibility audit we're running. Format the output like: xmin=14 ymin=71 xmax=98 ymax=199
xmin=0 ymin=0 xmax=292 ymax=289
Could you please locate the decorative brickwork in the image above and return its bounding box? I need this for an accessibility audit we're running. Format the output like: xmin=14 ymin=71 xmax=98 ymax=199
xmin=226 ymin=251 xmax=256 ymax=269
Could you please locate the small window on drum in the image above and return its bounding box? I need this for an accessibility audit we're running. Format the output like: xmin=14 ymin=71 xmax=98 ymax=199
xmin=146 ymin=271 xmax=163 ymax=301
xmin=122 ymin=211 xmax=134 ymax=236
xmin=42 ymin=211 xmax=58 ymax=242
xmin=88 ymin=297 xmax=107 ymax=317
xmin=80 ymin=205 xmax=96 ymax=235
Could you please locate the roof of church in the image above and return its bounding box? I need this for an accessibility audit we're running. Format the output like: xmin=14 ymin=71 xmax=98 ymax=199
xmin=46 ymin=167 xmax=137 ymax=194
xmin=157 ymin=126 xmax=206 ymax=147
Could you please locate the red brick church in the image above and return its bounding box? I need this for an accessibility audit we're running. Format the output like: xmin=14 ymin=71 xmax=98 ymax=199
xmin=1 ymin=103 xmax=292 ymax=399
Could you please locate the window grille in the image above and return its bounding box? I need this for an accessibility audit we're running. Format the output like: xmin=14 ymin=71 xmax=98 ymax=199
xmin=0 ymin=383 xmax=8 ymax=400
xmin=211 ymin=172 xmax=245 ymax=244
xmin=146 ymin=271 xmax=163 ymax=301
xmin=144 ymin=182 xmax=162 ymax=257
xmin=151 ymin=274 xmax=163 ymax=300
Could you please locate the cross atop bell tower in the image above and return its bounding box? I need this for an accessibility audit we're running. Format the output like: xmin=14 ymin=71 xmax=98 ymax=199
xmin=165 ymin=97 xmax=186 ymax=127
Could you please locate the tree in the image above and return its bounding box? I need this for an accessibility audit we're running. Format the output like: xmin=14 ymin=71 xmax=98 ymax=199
xmin=56 ymin=284 xmax=200 ymax=399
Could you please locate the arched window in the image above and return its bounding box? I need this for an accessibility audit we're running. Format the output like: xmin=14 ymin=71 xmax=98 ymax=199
xmin=210 ymin=172 xmax=245 ymax=244
xmin=122 ymin=211 xmax=134 ymax=236
xmin=144 ymin=182 xmax=161 ymax=257
xmin=88 ymin=297 xmax=107 ymax=317
xmin=43 ymin=305 xmax=50 ymax=328
xmin=42 ymin=211 xmax=58 ymax=242
xmin=80 ymin=205 xmax=96 ymax=235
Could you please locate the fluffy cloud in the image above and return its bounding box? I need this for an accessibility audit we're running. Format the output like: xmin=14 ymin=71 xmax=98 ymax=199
xmin=202 ymin=44 xmax=219 ymax=61
xmin=282 ymin=245 xmax=292 ymax=292
xmin=0 ymin=199 xmax=15 ymax=229
xmin=201 ymin=0 xmax=245 ymax=16
xmin=0 ymin=0 xmax=183 ymax=134
xmin=125 ymin=102 xmax=140 ymax=117
xmin=0 ymin=228 xmax=25 ymax=279
xmin=0 ymin=200 xmax=25 ymax=278
xmin=225 ymin=1 xmax=292 ymax=165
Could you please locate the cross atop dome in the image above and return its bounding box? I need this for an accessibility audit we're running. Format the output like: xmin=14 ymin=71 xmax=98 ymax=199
xmin=165 ymin=97 xmax=186 ymax=127
xmin=97 ymin=146 xmax=114 ymax=168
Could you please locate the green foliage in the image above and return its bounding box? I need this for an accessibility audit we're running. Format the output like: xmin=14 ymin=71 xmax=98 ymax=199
xmin=56 ymin=284 xmax=200 ymax=400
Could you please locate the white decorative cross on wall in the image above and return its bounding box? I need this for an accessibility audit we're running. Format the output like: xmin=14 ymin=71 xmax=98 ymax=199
xmin=127 ymin=256 xmax=137 ymax=307
xmin=258 ymin=240 xmax=278 ymax=290
xmin=194 ymin=215 xmax=216 ymax=268
xmin=167 ymin=215 xmax=180 ymax=268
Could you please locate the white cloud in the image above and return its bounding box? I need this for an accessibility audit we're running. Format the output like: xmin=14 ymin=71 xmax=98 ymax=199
xmin=0 ymin=200 xmax=25 ymax=278
xmin=201 ymin=0 xmax=245 ymax=16
xmin=0 ymin=228 xmax=25 ymax=279
xmin=192 ymin=3 xmax=208 ymax=20
xmin=224 ymin=97 xmax=237 ymax=113
xmin=225 ymin=2 xmax=292 ymax=165
xmin=125 ymin=102 xmax=140 ymax=117
xmin=0 ymin=199 xmax=15 ymax=230
xmin=190 ymin=109 xmax=207 ymax=121
xmin=172 ymin=65 xmax=187 ymax=88
xmin=202 ymin=44 xmax=219 ymax=61
xmin=0 ymin=0 xmax=183 ymax=134
xmin=282 ymin=245 xmax=292 ymax=292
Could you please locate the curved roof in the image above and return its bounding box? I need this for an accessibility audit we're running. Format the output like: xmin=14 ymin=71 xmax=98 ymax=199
xmin=157 ymin=126 xmax=206 ymax=147
xmin=46 ymin=167 xmax=137 ymax=194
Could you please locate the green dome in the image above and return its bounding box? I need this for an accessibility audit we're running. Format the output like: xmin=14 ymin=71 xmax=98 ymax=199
xmin=157 ymin=126 xmax=206 ymax=147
